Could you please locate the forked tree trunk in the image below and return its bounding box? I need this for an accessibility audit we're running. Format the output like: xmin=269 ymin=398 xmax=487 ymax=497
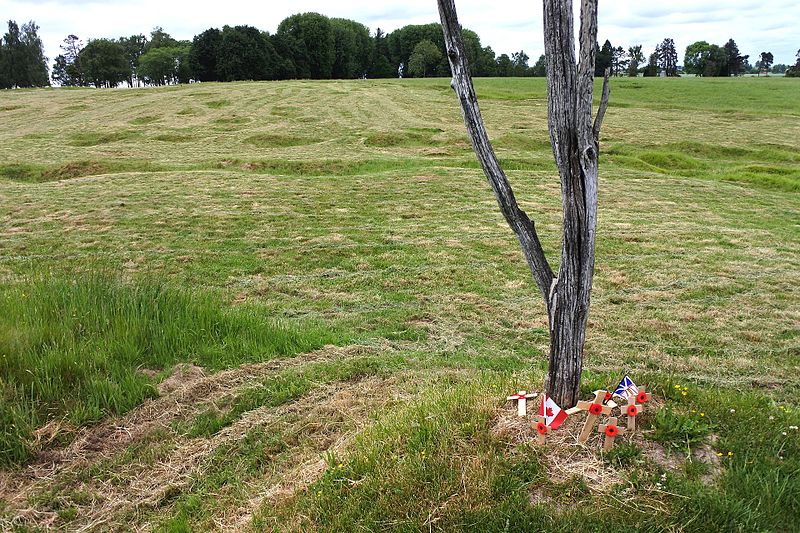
xmin=437 ymin=0 xmax=609 ymax=407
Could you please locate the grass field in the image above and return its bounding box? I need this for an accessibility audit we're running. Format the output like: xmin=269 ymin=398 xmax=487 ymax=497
xmin=1 ymin=76 xmax=799 ymax=531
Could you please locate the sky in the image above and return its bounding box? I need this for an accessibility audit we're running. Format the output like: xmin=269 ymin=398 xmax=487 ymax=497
xmin=2 ymin=0 xmax=799 ymax=69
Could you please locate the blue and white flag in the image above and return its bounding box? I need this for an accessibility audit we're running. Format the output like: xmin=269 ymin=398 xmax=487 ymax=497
xmin=613 ymin=375 xmax=639 ymax=401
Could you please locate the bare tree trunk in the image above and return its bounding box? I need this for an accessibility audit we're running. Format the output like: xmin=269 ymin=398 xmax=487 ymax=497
xmin=438 ymin=0 xmax=609 ymax=407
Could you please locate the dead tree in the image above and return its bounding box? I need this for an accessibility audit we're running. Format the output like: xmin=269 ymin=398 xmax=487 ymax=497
xmin=437 ymin=0 xmax=610 ymax=407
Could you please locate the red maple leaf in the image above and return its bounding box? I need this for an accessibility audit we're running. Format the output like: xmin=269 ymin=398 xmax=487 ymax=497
xmin=546 ymin=407 xmax=554 ymax=417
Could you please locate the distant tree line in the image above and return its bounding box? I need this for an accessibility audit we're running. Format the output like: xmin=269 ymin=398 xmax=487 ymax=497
xmin=2 ymin=15 xmax=799 ymax=89
xmin=47 ymin=15 xmax=555 ymax=88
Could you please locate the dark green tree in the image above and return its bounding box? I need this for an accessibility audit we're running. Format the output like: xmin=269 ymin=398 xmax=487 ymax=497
xmin=146 ymin=27 xmax=177 ymax=52
xmin=368 ymin=28 xmax=395 ymax=78
xmin=0 ymin=32 xmax=5 ymax=88
xmin=684 ymin=41 xmax=726 ymax=76
xmin=407 ymin=39 xmax=442 ymax=77
xmin=330 ymin=18 xmax=372 ymax=78
xmin=612 ymin=46 xmax=628 ymax=76
xmin=270 ymin=32 xmax=301 ymax=79
xmin=189 ymin=28 xmax=222 ymax=81
xmin=0 ymin=21 xmax=22 ymax=89
xmin=511 ymin=50 xmax=531 ymax=76
xmin=386 ymin=23 xmax=445 ymax=76
xmin=137 ymin=47 xmax=176 ymax=85
xmin=758 ymin=51 xmax=774 ymax=75
xmin=79 ymin=38 xmax=130 ymax=87
xmin=118 ymin=34 xmax=147 ymax=86
xmin=473 ymin=46 xmax=497 ymax=76
xmin=217 ymin=25 xmax=275 ymax=81
xmin=21 ymin=21 xmax=48 ymax=86
xmin=723 ymin=39 xmax=747 ymax=76
xmin=496 ymin=53 xmax=513 ymax=76
xmin=785 ymin=49 xmax=800 ymax=77
xmin=137 ymin=43 xmax=190 ymax=85
xmin=627 ymin=45 xmax=643 ymax=76
xmin=531 ymin=54 xmax=546 ymax=77
xmin=460 ymin=29 xmax=484 ymax=76
xmin=657 ymin=38 xmax=678 ymax=76
xmin=1 ymin=20 xmax=49 ymax=88
xmin=51 ymin=55 xmax=69 ymax=85
xmin=277 ymin=13 xmax=334 ymax=79
xmin=595 ymin=39 xmax=613 ymax=76
xmin=51 ymin=34 xmax=84 ymax=86
xmin=642 ymin=51 xmax=659 ymax=76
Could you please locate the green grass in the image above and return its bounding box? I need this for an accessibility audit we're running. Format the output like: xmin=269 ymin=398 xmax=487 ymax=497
xmin=0 ymin=275 xmax=345 ymax=466
xmin=0 ymin=76 xmax=798 ymax=530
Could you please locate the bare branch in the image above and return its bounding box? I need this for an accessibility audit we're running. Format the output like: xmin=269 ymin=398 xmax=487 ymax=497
xmin=542 ymin=0 xmax=577 ymax=172
xmin=437 ymin=0 xmax=554 ymax=300
xmin=576 ymin=0 xmax=598 ymax=139
xmin=593 ymin=68 xmax=611 ymax=143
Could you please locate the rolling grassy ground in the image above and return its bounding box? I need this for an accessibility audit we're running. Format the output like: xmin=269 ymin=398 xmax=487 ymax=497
xmin=0 ymin=76 xmax=799 ymax=531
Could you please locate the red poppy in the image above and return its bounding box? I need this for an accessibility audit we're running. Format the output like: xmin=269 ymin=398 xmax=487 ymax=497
xmin=637 ymin=391 xmax=648 ymax=403
xmin=604 ymin=392 xmax=613 ymax=402
xmin=536 ymin=422 xmax=548 ymax=435
xmin=605 ymin=425 xmax=619 ymax=437
xmin=627 ymin=405 xmax=638 ymax=417
xmin=589 ymin=403 xmax=603 ymax=415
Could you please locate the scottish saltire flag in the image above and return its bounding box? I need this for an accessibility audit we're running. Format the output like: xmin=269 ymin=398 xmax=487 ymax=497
xmin=613 ymin=375 xmax=639 ymax=401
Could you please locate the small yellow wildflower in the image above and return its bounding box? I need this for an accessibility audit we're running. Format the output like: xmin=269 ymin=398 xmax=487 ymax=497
xmin=681 ymin=391 xmax=687 ymax=397
xmin=674 ymin=384 xmax=681 ymax=389
xmin=716 ymin=452 xmax=723 ymax=457
xmin=700 ymin=412 xmax=705 ymax=417
xmin=727 ymin=451 xmax=734 ymax=456
xmin=337 ymin=463 xmax=343 ymax=468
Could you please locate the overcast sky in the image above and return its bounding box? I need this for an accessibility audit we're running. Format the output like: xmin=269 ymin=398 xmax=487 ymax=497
xmin=2 ymin=0 xmax=799 ymax=69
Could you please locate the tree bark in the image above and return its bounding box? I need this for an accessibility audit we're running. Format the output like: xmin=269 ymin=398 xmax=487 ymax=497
xmin=438 ymin=0 xmax=609 ymax=407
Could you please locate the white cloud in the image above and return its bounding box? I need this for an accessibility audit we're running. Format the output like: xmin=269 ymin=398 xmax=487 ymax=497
xmin=1 ymin=0 xmax=797 ymax=69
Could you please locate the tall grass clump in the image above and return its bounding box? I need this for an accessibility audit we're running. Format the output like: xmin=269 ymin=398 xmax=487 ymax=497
xmin=0 ymin=275 xmax=344 ymax=467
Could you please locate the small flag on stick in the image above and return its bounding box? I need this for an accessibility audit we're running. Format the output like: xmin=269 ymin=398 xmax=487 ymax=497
xmin=613 ymin=375 xmax=639 ymax=402
xmin=538 ymin=394 xmax=568 ymax=429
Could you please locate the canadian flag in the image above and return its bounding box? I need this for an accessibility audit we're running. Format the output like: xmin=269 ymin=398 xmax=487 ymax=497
xmin=538 ymin=394 xmax=568 ymax=429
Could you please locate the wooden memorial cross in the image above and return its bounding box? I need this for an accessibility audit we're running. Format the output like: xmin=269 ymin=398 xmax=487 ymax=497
xmin=535 ymin=415 xmax=551 ymax=444
xmin=598 ymin=416 xmax=626 ymax=451
xmin=507 ymin=391 xmax=538 ymax=417
xmin=625 ymin=386 xmax=648 ymax=432
xmin=625 ymin=398 xmax=642 ymax=432
xmin=576 ymin=390 xmax=613 ymax=443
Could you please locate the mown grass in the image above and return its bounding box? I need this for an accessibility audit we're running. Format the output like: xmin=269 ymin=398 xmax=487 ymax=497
xmin=0 ymin=76 xmax=798 ymax=530
xmin=185 ymin=355 xmax=404 ymax=438
xmin=0 ymin=275 xmax=345 ymax=466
